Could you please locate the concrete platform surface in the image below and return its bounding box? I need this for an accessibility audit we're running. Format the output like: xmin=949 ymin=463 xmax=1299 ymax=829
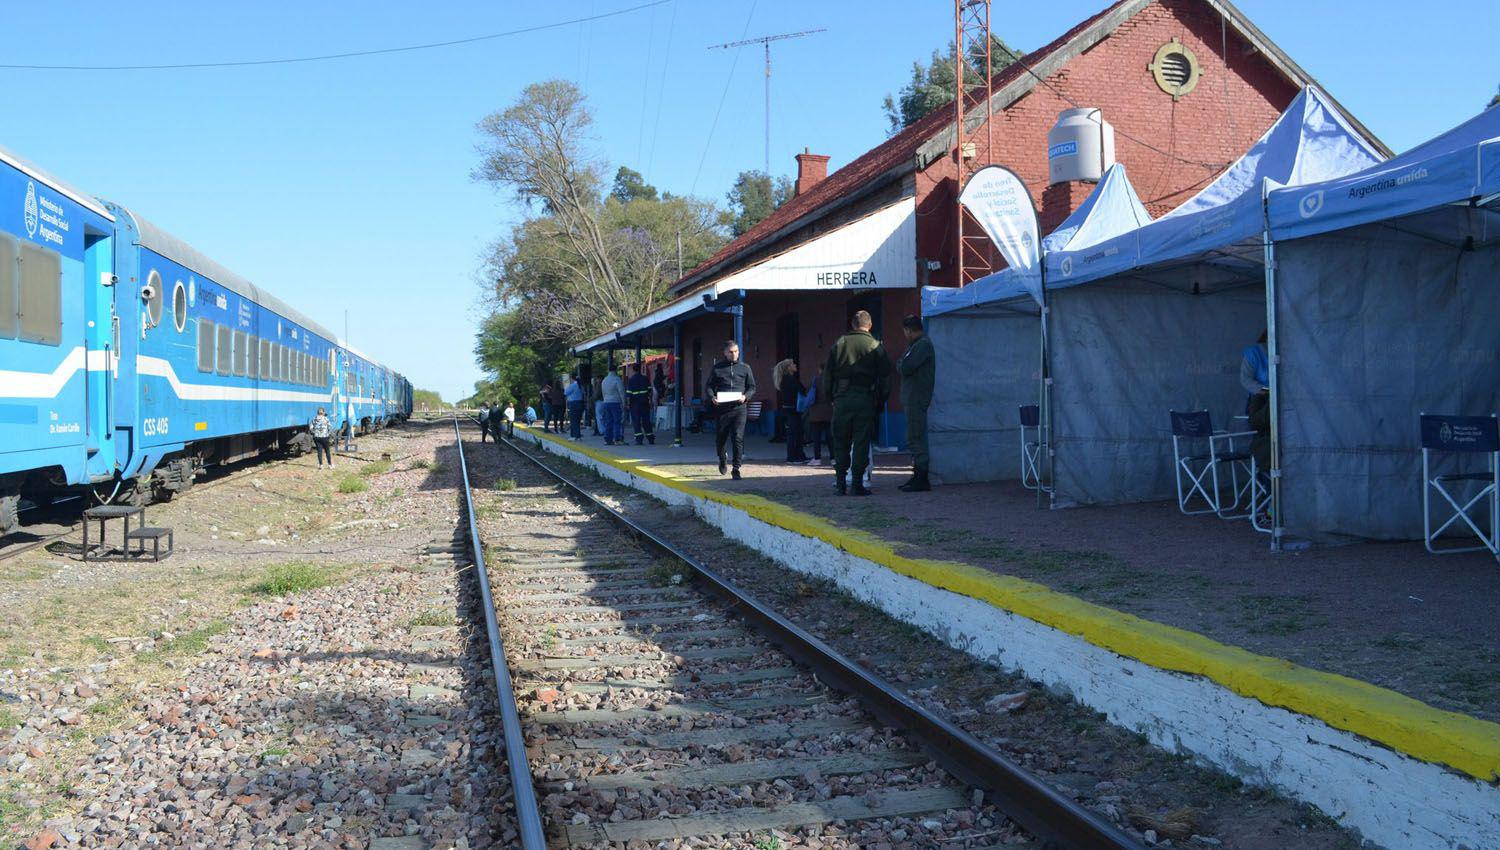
xmin=524 ymin=424 xmax=1500 ymax=727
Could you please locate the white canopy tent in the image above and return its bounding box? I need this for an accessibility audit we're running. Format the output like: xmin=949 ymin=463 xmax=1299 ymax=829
xmin=1039 ymin=88 xmax=1383 ymax=507
xmin=1262 ymin=106 xmax=1500 ymax=543
xmin=920 ymin=163 xmax=1150 ymax=482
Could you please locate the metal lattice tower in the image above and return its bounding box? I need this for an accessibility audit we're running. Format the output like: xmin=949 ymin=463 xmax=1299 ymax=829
xmin=955 ymin=0 xmax=995 ymax=287
xmin=709 ymin=29 xmax=826 ymax=176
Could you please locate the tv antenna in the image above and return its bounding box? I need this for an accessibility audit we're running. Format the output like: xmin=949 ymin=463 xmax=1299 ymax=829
xmin=709 ymin=28 xmax=826 ymax=175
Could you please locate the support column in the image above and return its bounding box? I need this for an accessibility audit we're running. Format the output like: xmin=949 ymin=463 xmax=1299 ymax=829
xmin=673 ymin=321 xmax=684 ymax=447
xmin=732 ymin=305 xmax=744 ymax=350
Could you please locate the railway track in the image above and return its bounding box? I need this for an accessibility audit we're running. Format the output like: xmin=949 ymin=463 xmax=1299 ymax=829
xmin=449 ymin=419 xmax=1142 ymax=849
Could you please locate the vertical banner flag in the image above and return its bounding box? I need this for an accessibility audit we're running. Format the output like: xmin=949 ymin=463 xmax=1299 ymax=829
xmin=959 ymin=165 xmax=1042 ymax=304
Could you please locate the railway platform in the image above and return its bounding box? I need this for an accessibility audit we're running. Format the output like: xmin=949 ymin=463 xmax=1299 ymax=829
xmin=514 ymin=423 xmax=1500 ymax=850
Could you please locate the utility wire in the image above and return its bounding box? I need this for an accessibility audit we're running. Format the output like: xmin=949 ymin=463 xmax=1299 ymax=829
xmin=0 ymin=0 xmax=671 ymax=71
xmin=645 ymin=0 xmax=680 ymax=184
xmin=991 ymin=41 xmax=1231 ymax=171
xmin=690 ymin=0 xmax=759 ymax=196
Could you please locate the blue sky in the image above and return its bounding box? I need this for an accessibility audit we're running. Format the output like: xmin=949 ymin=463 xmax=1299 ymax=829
xmin=3 ymin=1 xmax=1495 ymax=400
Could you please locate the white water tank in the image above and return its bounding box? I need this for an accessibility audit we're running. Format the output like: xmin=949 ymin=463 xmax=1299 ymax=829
xmin=1047 ymin=108 xmax=1115 ymax=184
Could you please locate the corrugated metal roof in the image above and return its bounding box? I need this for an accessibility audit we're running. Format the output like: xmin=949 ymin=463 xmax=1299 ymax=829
xmin=125 ymin=209 xmax=341 ymax=344
xmin=0 ymin=143 xmax=113 ymax=220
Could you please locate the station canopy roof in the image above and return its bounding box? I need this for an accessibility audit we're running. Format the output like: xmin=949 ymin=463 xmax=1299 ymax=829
xmin=922 ymin=162 xmax=1152 ymax=317
xmin=1267 ymin=102 xmax=1500 ymax=243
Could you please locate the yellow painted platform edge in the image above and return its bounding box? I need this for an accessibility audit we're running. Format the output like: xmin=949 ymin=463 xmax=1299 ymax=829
xmin=517 ymin=426 xmax=1500 ymax=781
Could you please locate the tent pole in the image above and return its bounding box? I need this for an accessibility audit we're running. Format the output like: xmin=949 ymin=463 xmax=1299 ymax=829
xmin=1038 ymin=262 xmax=1054 ymax=511
xmin=673 ymin=321 xmax=683 ymax=447
xmin=1262 ymin=192 xmax=1284 ymax=552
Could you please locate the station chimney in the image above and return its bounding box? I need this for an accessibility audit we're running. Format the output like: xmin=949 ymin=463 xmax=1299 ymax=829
xmin=794 ymin=148 xmax=830 ymax=197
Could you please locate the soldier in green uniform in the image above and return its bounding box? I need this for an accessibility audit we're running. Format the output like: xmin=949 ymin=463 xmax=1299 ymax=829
xmin=897 ymin=314 xmax=935 ymax=492
xmin=821 ymin=310 xmax=892 ymax=496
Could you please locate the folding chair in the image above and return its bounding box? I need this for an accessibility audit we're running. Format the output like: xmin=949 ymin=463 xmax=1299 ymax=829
xmin=1421 ymin=414 xmax=1499 ymax=557
xmin=1019 ymin=404 xmax=1043 ymax=490
xmin=1248 ymin=457 xmax=1273 ymax=534
xmin=1170 ymin=410 xmax=1254 ymax=518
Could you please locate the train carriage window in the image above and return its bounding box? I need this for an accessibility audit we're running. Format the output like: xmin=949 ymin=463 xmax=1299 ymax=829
xmin=144 ymin=270 xmax=163 ymax=328
xmin=215 ymin=324 xmax=231 ymax=376
xmin=197 ymin=320 xmax=215 ymax=372
xmin=18 ymin=242 xmax=62 ymax=345
xmin=281 ymin=346 xmax=290 ymax=384
xmin=0 ymin=234 xmax=17 ymax=339
xmin=247 ymin=333 xmax=258 ymax=378
xmin=172 ymin=282 xmax=187 ymax=333
xmin=259 ymin=339 xmax=271 ymax=380
xmin=232 ymin=330 xmax=247 ymax=377
xmin=297 ymin=352 xmax=306 ymax=385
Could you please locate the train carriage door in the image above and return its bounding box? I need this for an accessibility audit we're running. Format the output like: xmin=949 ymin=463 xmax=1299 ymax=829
xmin=82 ymin=228 xmax=115 ymax=475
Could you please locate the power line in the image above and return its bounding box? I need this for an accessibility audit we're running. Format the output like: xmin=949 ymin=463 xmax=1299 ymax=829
xmin=0 ymin=1 xmax=671 ymax=71
xmin=645 ymin=0 xmax=679 ymax=184
xmin=691 ymin=0 xmax=760 ymax=196
xmin=990 ymin=41 xmax=1230 ymax=171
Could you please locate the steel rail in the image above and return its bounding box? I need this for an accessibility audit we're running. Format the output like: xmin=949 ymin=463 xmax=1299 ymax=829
xmin=496 ymin=429 xmax=1144 ymax=850
xmin=451 ymin=416 xmax=547 ymax=850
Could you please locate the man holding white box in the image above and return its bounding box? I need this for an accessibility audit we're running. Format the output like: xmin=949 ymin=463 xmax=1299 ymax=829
xmin=705 ymin=340 xmax=757 ymax=479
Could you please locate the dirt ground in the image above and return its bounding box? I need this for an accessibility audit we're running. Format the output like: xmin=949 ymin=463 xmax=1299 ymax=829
xmin=493 ymin=434 xmax=1366 ymax=850
xmin=0 ymin=420 xmax=514 ymax=848
xmin=538 ymin=428 xmax=1500 ymax=724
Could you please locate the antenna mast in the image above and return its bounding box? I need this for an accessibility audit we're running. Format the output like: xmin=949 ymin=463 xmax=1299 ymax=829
xmin=709 ymin=28 xmax=826 ymax=176
xmin=955 ymin=0 xmax=994 ymax=287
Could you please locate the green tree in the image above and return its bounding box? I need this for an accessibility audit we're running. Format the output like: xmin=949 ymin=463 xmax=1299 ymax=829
xmin=473 ymin=310 xmax=570 ymax=407
xmin=611 ymin=166 xmax=658 ymax=202
xmin=412 ymin=388 xmax=445 ymax=411
xmin=474 ymin=80 xmax=726 ymax=342
xmin=723 ymin=170 xmax=793 ymax=237
xmin=881 ymin=34 xmax=1021 ymax=134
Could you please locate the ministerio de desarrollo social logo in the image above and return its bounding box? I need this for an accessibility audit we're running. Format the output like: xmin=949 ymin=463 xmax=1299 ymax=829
xmin=1060 ymin=256 xmax=1074 ymax=277
xmin=1298 ymin=190 xmax=1325 ymax=219
xmin=1439 ymin=422 xmax=1453 ymax=444
xmin=24 ymin=181 xmax=39 ymax=238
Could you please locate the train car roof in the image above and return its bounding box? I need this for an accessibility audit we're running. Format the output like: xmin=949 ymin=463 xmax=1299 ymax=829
xmin=122 ymin=208 xmax=341 ymax=344
xmin=0 ymin=143 xmax=114 ymax=220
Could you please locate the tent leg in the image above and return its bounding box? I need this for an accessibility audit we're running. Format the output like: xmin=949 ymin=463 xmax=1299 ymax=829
xmin=1263 ymin=223 xmax=1284 ymax=552
xmin=673 ymin=321 xmax=683 ymax=447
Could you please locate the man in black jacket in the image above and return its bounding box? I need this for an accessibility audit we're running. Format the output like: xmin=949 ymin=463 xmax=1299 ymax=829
xmin=705 ymin=340 xmax=756 ymax=479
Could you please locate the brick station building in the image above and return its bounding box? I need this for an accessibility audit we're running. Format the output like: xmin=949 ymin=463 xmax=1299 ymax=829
xmin=572 ymin=0 xmax=1382 ymax=444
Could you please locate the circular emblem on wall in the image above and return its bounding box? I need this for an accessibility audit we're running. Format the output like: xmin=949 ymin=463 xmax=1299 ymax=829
xmin=1299 ymin=190 xmax=1325 ymax=219
xmin=23 ymin=181 xmax=39 ymax=238
xmin=1060 ymin=256 xmax=1074 ymax=277
xmin=1439 ymin=423 xmax=1453 ymax=444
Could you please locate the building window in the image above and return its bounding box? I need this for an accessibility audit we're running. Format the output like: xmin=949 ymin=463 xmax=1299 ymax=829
xmin=233 ymin=330 xmax=248 ymax=377
xmin=0 ymin=234 xmax=17 ymax=340
xmin=145 ymin=269 xmax=164 ymax=328
xmin=18 ymin=242 xmax=62 ymax=345
xmin=215 ymin=324 xmax=231 ymax=376
xmin=172 ymin=281 xmax=187 ymax=332
xmin=1150 ymin=38 xmax=1201 ymax=100
xmin=198 ymin=320 xmax=215 ymax=372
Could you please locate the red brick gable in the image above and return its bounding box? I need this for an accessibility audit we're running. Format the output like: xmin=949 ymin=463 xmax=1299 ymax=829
xmin=671 ymin=0 xmax=1129 ymax=295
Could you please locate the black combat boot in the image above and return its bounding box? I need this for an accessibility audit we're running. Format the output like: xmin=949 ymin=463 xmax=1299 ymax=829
xmin=851 ymin=483 xmax=872 ymax=496
xmin=899 ymin=471 xmax=931 ymax=492
xmin=835 ymin=475 xmax=847 ymax=496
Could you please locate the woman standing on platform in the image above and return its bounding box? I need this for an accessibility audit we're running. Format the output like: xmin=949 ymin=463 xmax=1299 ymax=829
xmin=778 ymin=360 xmax=810 ymax=464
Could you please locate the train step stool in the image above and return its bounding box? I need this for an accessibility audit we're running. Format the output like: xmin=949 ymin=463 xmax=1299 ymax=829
xmin=126 ymin=527 xmax=175 ymax=562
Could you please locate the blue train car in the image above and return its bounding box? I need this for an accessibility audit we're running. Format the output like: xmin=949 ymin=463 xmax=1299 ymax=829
xmin=0 ymin=146 xmax=119 ymax=533
xmin=0 ymin=142 xmax=410 ymax=536
xmin=104 ymin=207 xmax=350 ymax=500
